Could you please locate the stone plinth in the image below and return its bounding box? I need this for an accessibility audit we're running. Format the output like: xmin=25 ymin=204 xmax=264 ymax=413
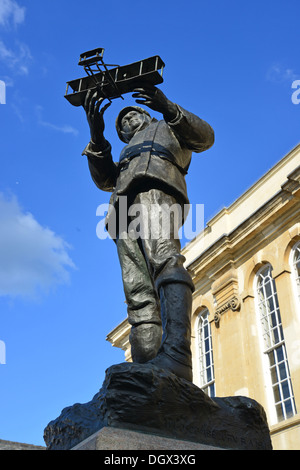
xmin=44 ymin=362 xmax=272 ymax=450
xmin=72 ymin=427 xmax=223 ymax=450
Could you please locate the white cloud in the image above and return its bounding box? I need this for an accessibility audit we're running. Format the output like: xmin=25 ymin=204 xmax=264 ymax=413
xmin=266 ymin=64 xmax=298 ymax=84
xmin=0 ymin=193 xmax=76 ymax=299
xmin=0 ymin=39 xmax=32 ymax=75
xmin=0 ymin=0 xmax=25 ymax=28
xmin=36 ymin=105 xmax=79 ymax=136
xmin=0 ymin=39 xmax=11 ymax=58
xmin=0 ymin=1 xmax=31 ymax=76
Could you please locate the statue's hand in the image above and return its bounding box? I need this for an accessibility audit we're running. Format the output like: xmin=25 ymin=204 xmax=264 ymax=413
xmin=132 ymin=86 xmax=178 ymax=122
xmin=83 ymin=90 xmax=111 ymax=146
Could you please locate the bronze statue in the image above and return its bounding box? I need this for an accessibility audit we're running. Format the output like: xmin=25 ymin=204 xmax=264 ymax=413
xmin=43 ymin=54 xmax=272 ymax=451
xmin=82 ymin=85 xmax=214 ymax=382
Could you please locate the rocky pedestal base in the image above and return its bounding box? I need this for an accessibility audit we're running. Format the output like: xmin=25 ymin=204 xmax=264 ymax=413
xmin=44 ymin=362 xmax=272 ymax=450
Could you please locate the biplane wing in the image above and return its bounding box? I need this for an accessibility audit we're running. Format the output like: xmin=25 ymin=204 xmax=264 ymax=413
xmin=65 ymin=49 xmax=165 ymax=107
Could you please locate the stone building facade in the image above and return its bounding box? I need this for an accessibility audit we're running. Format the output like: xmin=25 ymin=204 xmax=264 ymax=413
xmin=107 ymin=143 xmax=300 ymax=450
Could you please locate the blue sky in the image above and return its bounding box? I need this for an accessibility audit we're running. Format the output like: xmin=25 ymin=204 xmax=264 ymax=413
xmin=0 ymin=0 xmax=299 ymax=446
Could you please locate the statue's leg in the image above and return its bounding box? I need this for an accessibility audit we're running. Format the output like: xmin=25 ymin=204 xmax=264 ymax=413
xmin=149 ymin=281 xmax=193 ymax=382
xmin=116 ymin=234 xmax=162 ymax=363
xmin=136 ymin=189 xmax=194 ymax=381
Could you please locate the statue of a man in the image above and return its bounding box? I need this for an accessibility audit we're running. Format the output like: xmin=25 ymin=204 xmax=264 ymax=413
xmin=82 ymin=86 xmax=214 ymax=382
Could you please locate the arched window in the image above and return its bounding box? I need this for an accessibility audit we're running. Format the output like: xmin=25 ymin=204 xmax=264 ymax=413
xmin=197 ymin=309 xmax=215 ymax=397
xmin=291 ymin=241 xmax=300 ymax=306
xmin=256 ymin=264 xmax=296 ymax=422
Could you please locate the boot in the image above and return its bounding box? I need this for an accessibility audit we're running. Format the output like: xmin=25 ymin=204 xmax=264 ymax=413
xmin=148 ymin=282 xmax=193 ymax=382
xmin=130 ymin=323 xmax=162 ymax=363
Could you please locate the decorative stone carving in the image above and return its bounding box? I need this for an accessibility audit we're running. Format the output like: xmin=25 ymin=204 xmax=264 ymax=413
xmin=214 ymin=296 xmax=240 ymax=325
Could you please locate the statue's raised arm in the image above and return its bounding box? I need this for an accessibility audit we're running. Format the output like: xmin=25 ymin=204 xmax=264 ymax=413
xmin=82 ymin=90 xmax=111 ymax=151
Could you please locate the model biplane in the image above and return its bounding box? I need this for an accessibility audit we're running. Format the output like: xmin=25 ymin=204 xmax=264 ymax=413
xmin=65 ymin=48 xmax=165 ymax=107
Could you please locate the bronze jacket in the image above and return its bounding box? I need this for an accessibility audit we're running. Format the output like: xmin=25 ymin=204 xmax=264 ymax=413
xmin=83 ymin=104 xmax=214 ymax=211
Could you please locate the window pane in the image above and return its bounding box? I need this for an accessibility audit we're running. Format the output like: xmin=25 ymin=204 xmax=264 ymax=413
xmin=270 ymin=310 xmax=276 ymax=326
xmin=209 ymin=383 xmax=215 ymax=398
xmin=284 ymin=399 xmax=294 ymax=419
xmin=281 ymin=380 xmax=291 ymax=400
xmin=276 ymin=403 xmax=284 ymax=421
xmin=265 ymin=281 xmax=272 ymax=299
xmin=268 ymin=298 xmax=275 ymax=315
xmin=278 ymin=362 xmax=287 ymax=381
xmin=276 ymin=346 xmax=284 ymax=363
xmin=258 ymin=287 xmax=265 ymax=302
xmin=272 ymin=327 xmax=280 ymax=345
xmin=273 ymin=384 xmax=281 ymax=403
xmin=269 ymin=350 xmax=276 ymax=366
xmin=205 ymin=351 xmax=211 ymax=367
xmin=270 ymin=365 xmax=278 ymax=385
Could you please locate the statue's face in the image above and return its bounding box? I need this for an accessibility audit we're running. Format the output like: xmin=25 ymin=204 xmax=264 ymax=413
xmin=121 ymin=110 xmax=147 ymax=137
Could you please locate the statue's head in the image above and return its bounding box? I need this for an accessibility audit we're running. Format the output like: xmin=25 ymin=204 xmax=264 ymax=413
xmin=116 ymin=106 xmax=151 ymax=143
